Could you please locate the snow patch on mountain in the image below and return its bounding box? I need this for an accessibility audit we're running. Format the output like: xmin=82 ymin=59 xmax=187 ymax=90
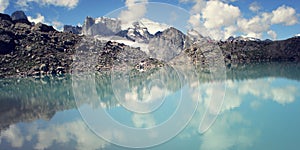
xmin=95 ymin=35 xmax=149 ymax=54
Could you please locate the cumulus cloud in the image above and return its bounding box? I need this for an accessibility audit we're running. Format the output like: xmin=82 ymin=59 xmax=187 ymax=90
xmin=16 ymin=0 xmax=79 ymax=9
xmin=267 ymin=30 xmax=277 ymax=39
xmin=188 ymin=13 xmax=202 ymax=31
xmin=202 ymin=1 xmax=240 ymax=29
xmin=28 ymin=13 xmax=45 ymax=24
xmin=0 ymin=0 xmax=9 ymax=13
xmin=185 ymin=0 xmax=298 ymax=39
xmin=237 ymin=13 xmax=272 ymax=38
xmin=119 ymin=0 xmax=148 ymax=25
xmin=191 ymin=0 xmax=206 ymax=14
xmin=271 ymin=5 xmax=298 ymax=25
xmin=187 ymin=0 xmax=241 ymax=39
xmin=249 ymin=2 xmax=261 ymax=12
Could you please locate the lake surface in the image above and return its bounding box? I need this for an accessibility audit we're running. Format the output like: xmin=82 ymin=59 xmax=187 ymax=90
xmin=1 ymin=62 xmax=300 ymax=150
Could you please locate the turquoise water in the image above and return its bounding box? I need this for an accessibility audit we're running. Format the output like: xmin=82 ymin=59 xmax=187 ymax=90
xmin=0 ymin=62 xmax=300 ymax=150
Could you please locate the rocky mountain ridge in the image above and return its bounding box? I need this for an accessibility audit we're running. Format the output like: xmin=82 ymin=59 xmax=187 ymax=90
xmin=1 ymin=11 xmax=300 ymax=78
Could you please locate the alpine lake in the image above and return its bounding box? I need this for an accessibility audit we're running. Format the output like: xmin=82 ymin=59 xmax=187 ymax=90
xmin=1 ymin=61 xmax=300 ymax=150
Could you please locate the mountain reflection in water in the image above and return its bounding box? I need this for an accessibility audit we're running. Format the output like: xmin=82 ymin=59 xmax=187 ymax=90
xmin=0 ymin=62 xmax=300 ymax=150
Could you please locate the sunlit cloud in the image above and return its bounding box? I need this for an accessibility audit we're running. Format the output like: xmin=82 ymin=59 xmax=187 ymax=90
xmin=28 ymin=13 xmax=45 ymax=24
xmin=0 ymin=0 xmax=9 ymax=13
xmin=119 ymin=0 xmax=148 ymax=26
xmin=28 ymin=13 xmax=64 ymax=31
xmin=182 ymin=0 xmax=298 ymax=39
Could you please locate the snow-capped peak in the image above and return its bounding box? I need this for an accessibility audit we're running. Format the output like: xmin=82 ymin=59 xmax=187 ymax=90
xmin=121 ymin=18 xmax=170 ymax=35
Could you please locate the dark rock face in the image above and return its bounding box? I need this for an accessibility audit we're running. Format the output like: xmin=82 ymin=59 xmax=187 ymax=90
xmin=0 ymin=30 xmax=15 ymax=54
xmin=0 ymin=13 xmax=12 ymax=22
xmin=11 ymin=11 xmax=31 ymax=25
xmin=11 ymin=11 xmax=27 ymax=21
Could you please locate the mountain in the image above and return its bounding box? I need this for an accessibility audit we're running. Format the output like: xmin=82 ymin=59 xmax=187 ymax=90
xmin=121 ymin=18 xmax=170 ymax=35
xmin=116 ymin=21 xmax=153 ymax=43
xmin=0 ymin=11 xmax=80 ymax=77
xmin=148 ymin=27 xmax=188 ymax=61
xmin=82 ymin=16 xmax=122 ymax=36
xmin=1 ymin=11 xmax=300 ymax=78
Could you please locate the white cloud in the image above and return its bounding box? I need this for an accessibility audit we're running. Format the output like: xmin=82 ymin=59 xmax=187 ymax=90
xmin=188 ymin=13 xmax=202 ymax=31
xmin=119 ymin=0 xmax=148 ymax=25
xmin=28 ymin=13 xmax=45 ymax=24
xmin=202 ymin=1 xmax=240 ymax=29
xmin=237 ymin=13 xmax=272 ymax=39
xmin=267 ymin=30 xmax=277 ymax=39
xmin=249 ymin=2 xmax=261 ymax=12
xmin=224 ymin=25 xmax=237 ymax=39
xmin=28 ymin=13 xmax=63 ymax=31
xmin=0 ymin=0 xmax=9 ymax=13
xmin=187 ymin=0 xmax=241 ymax=39
xmin=185 ymin=0 xmax=298 ymax=40
xmin=191 ymin=0 xmax=206 ymax=14
xmin=271 ymin=5 xmax=298 ymax=25
xmin=16 ymin=0 xmax=79 ymax=9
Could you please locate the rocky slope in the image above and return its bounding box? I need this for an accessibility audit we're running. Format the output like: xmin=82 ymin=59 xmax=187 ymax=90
xmin=0 ymin=11 xmax=163 ymax=78
xmin=0 ymin=12 xmax=81 ymax=78
xmin=217 ymin=37 xmax=300 ymax=64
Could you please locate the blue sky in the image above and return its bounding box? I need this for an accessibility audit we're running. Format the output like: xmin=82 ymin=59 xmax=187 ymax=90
xmin=0 ymin=0 xmax=299 ymax=40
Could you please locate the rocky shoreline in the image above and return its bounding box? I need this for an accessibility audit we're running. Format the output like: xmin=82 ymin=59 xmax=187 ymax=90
xmin=0 ymin=11 xmax=299 ymax=78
